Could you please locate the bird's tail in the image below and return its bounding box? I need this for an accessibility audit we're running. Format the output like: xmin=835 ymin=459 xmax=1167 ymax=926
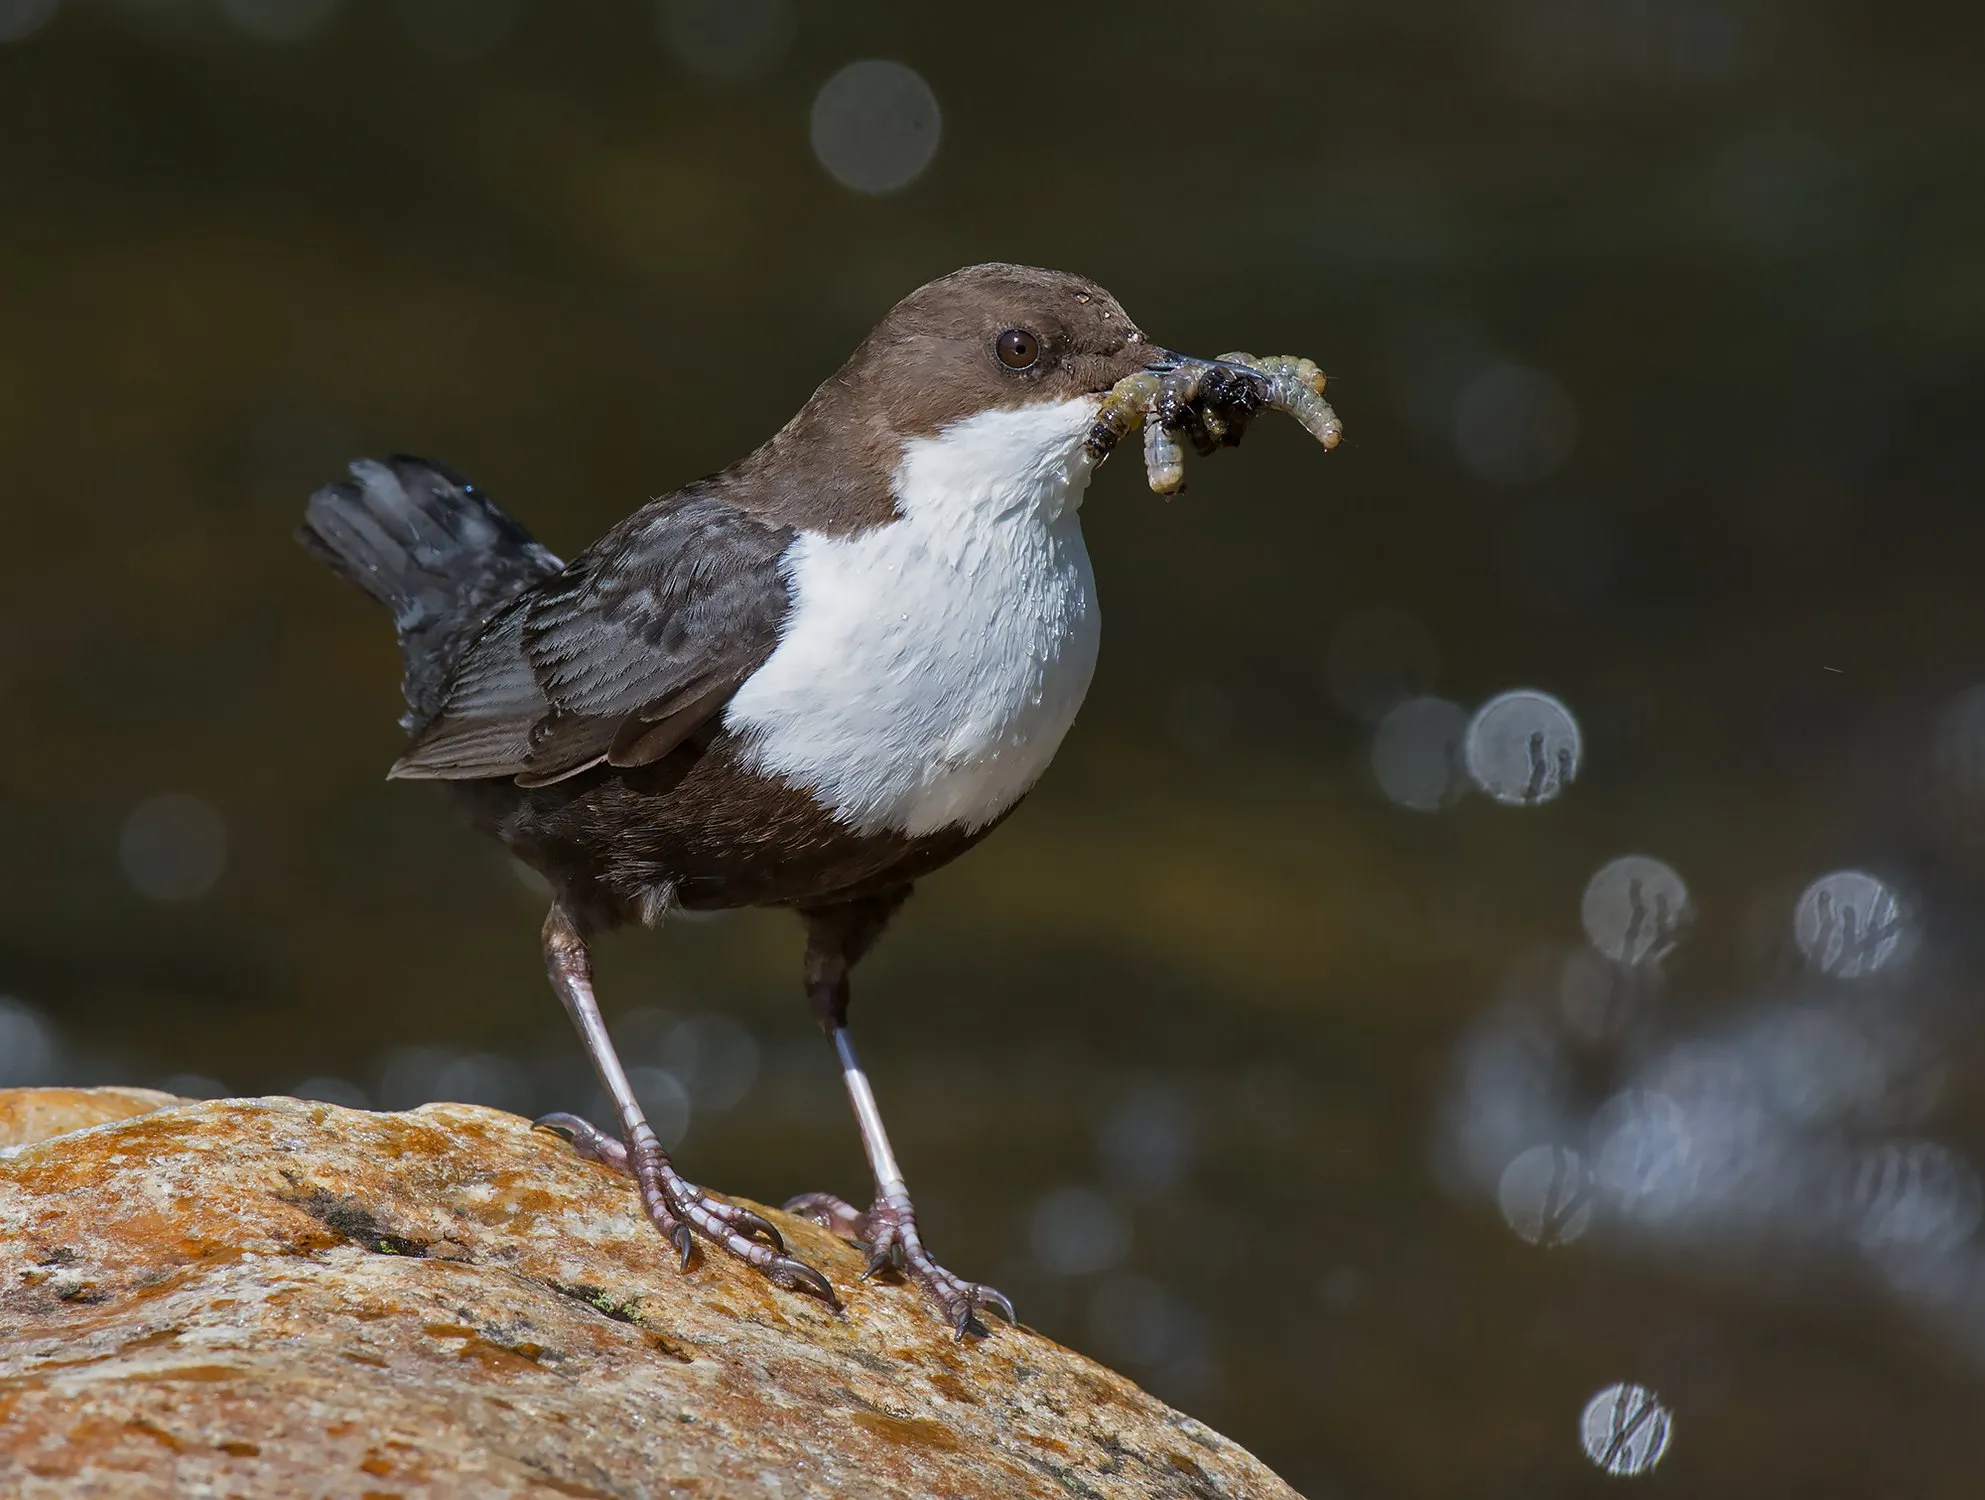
xmin=299 ymin=456 xmax=562 ymax=728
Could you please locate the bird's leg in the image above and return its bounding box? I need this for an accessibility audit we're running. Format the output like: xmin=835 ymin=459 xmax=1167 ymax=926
xmin=790 ymin=1026 xmax=1019 ymax=1338
xmin=531 ymin=902 xmax=836 ymax=1307
xmin=783 ymin=895 xmax=1015 ymax=1339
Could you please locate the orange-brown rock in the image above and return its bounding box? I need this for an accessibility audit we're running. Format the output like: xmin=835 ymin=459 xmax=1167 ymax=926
xmin=0 ymin=1088 xmax=188 ymax=1151
xmin=0 ymin=1088 xmax=1296 ymax=1498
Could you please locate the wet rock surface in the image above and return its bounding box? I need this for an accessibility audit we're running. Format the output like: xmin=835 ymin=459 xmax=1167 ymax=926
xmin=0 ymin=1088 xmax=1296 ymax=1498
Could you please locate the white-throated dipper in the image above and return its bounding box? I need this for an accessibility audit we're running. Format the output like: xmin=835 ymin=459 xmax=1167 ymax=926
xmin=300 ymin=263 xmax=1330 ymax=1336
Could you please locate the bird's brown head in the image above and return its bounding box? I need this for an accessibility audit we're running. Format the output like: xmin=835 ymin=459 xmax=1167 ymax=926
xmin=733 ymin=263 xmax=1182 ymax=533
xmin=823 ymin=263 xmax=1157 ymax=439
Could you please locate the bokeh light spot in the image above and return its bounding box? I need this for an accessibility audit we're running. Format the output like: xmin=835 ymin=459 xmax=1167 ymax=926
xmin=1581 ymin=856 xmax=1690 ymax=966
xmin=618 ymin=1066 xmax=692 ymax=1150
xmin=1029 ymin=1185 xmax=1130 ymax=1277
xmin=810 ymin=60 xmax=940 ymax=195
xmin=120 ymin=794 xmax=228 ymax=903
xmin=291 ymin=1076 xmax=371 ymax=1109
xmin=1371 ymin=695 xmax=1468 ymax=811
xmin=0 ymin=996 xmax=58 ymax=1087
xmin=1794 ymin=870 xmax=1907 ymax=978
xmin=1591 ymin=1089 xmax=1698 ymax=1222
xmin=1464 ymin=688 xmax=1581 ymax=805
xmin=1454 ymin=362 xmax=1576 ymax=485
xmin=1849 ymin=1140 xmax=1982 ymax=1254
xmin=1579 ymin=1382 xmax=1673 ymax=1476
xmin=1497 ymin=1143 xmax=1593 ymax=1246
xmin=156 ymin=1072 xmax=229 ymax=1100
xmin=655 ymin=1013 xmax=760 ymax=1111
xmin=1096 ymin=1083 xmax=1196 ymax=1194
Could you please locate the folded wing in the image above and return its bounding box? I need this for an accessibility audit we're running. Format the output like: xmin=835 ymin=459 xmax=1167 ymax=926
xmin=391 ymin=492 xmax=794 ymax=787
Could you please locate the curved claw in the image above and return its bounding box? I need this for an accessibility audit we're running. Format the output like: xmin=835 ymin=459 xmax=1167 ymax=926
xmin=860 ymin=1239 xmax=906 ymax=1282
xmin=723 ymin=1205 xmax=786 ymax=1254
xmin=768 ymin=1255 xmax=842 ymax=1310
xmin=672 ymin=1224 xmax=694 ymax=1273
xmin=531 ymin=1112 xmax=583 ymax=1140
xmin=946 ymin=1285 xmax=1017 ymax=1340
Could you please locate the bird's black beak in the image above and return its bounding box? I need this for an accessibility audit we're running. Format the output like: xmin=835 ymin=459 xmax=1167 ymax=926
xmin=1143 ymin=349 xmax=1273 ymax=386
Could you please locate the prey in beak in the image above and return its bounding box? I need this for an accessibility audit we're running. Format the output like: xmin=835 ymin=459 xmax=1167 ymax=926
xmin=1085 ymin=348 xmax=1342 ymax=494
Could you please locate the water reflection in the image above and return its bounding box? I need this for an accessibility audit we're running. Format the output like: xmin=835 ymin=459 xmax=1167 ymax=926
xmin=1848 ymin=1140 xmax=1982 ymax=1255
xmin=1933 ymin=685 xmax=1985 ymax=793
xmin=1463 ymin=689 xmax=1581 ymax=806
xmin=1450 ymin=834 xmax=1985 ymax=1409
xmin=1446 ymin=1005 xmax=1575 ymax=1193
xmin=1579 ymin=1382 xmax=1673 ymax=1477
xmin=1580 ymin=856 xmax=1690 ymax=966
xmin=1559 ymin=945 xmax=1645 ymax=1043
xmin=1590 ymin=1087 xmax=1701 ymax=1226
xmin=1496 ymin=1142 xmax=1592 ymax=1247
xmin=1793 ymin=870 xmax=1909 ymax=978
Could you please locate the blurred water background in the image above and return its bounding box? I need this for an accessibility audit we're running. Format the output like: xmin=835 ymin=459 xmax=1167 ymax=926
xmin=4 ymin=2 xmax=1985 ymax=1494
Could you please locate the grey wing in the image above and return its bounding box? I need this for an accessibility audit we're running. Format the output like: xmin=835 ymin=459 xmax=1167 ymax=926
xmin=389 ymin=492 xmax=794 ymax=786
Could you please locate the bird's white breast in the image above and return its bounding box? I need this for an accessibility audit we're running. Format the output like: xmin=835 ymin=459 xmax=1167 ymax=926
xmin=724 ymin=396 xmax=1104 ymax=837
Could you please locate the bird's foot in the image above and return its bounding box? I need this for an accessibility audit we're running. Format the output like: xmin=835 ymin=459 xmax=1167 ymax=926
xmin=784 ymin=1189 xmax=1015 ymax=1339
xmin=535 ymin=1111 xmax=838 ymax=1309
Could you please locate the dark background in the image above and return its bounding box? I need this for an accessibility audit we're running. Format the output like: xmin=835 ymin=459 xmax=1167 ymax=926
xmin=5 ymin=1 xmax=1985 ymax=1494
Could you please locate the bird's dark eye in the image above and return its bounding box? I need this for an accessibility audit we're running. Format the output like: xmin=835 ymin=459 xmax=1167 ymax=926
xmin=995 ymin=328 xmax=1040 ymax=370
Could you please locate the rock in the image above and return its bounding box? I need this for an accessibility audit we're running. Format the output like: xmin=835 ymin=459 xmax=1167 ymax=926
xmin=0 ymin=1088 xmax=188 ymax=1151
xmin=0 ymin=1089 xmax=1296 ymax=1498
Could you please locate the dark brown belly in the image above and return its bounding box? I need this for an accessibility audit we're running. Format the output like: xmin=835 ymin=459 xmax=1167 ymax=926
xmin=444 ymin=731 xmax=1007 ymax=928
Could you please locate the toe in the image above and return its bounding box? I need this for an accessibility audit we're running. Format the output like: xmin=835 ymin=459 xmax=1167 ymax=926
xmin=782 ymin=1192 xmax=868 ymax=1240
xmin=533 ymin=1112 xmax=630 ymax=1172
xmin=719 ymin=1203 xmax=786 ymax=1253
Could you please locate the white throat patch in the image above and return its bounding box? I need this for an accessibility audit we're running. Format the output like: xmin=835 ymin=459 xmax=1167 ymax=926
xmin=724 ymin=396 xmax=1105 ymax=837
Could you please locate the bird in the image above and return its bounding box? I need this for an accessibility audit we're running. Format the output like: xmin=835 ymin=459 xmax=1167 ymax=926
xmin=299 ymin=262 xmax=1309 ymax=1336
